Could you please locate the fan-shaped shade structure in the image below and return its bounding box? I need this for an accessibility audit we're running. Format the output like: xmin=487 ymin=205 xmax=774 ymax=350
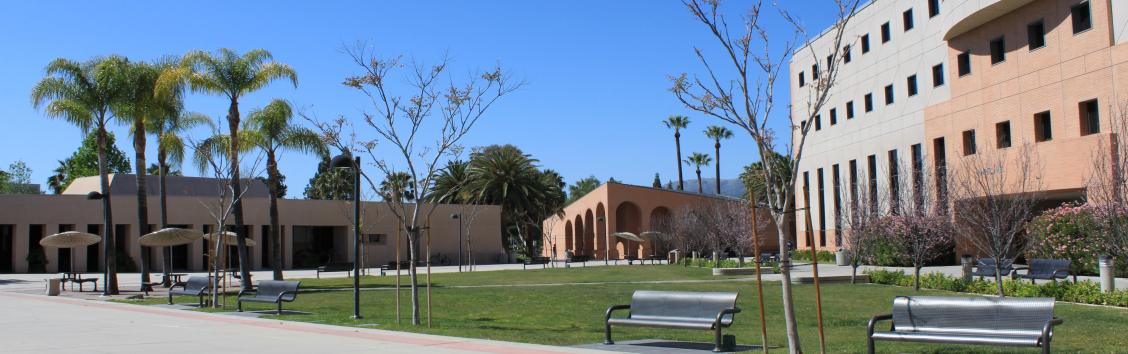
xmin=612 ymin=232 xmax=644 ymax=242
xmin=140 ymin=228 xmax=204 ymax=247
xmin=639 ymin=231 xmax=670 ymax=240
xmin=39 ymin=231 xmax=101 ymax=248
xmin=204 ymin=231 xmax=257 ymax=247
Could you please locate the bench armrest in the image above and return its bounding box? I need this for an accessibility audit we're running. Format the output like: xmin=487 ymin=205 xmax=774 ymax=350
xmin=1042 ymin=317 xmax=1064 ymax=342
xmin=238 ymin=288 xmax=256 ymax=298
xmin=868 ymin=314 xmax=893 ymax=337
xmin=605 ymin=304 xmax=630 ymax=323
xmin=169 ymin=282 xmax=188 ymax=292
xmin=1052 ymin=269 xmax=1070 ymax=278
xmin=276 ymin=290 xmax=299 ymax=302
xmin=714 ymin=307 xmax=742 ymax=326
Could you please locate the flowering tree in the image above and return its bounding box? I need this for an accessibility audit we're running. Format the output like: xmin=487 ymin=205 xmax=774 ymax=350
xmin=1088 ymin=103 xmax=1128 ymax=260
xmin=1026 ymin=203 xmax=1114 ymax=280
xmin=882 ymin=214 xmax=954 ymax=290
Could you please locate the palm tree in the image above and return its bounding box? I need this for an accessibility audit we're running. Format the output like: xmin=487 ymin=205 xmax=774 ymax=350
xmin=429 ymin=160 xmax=472 ymax=204
xmin=47 ymin=160 xmax=67 ymax=194
xmin=162 ymin=48 xmax=297 ymax=288
xmin=685 ymin=152 xmax=712 ymax=194
xmin=380 ymin=172 xmax=416 ymax=203
xmin=663 ymin=115 xmax=691 ymax=191
xmin=466 ymin=145 xmax=548 ymax=255
xmin=704 ymin=126 xmax=733 ymax=195
xmin=242 ymin=99 xmax=326 ymax=280
xmin=150 ymin=101 xmax=211 ymax=283
xmin=31 ymin=56 xmax=131 ymax=294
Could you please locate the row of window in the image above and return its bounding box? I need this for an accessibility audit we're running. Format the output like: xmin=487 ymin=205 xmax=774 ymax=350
xmin=806 ymin=62 xmax=945 ymax=132
xmin=797 ymin=0 xmax=942 ymax=88
xmin=958 ymin=99 xmax=1101 ymax=156
xmin=956 ymin=1 xmax=1092 ymax=77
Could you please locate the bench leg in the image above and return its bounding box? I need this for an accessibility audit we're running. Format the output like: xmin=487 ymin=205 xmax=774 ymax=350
xmin=867 ymin=336 xmax=875 ymax=354
xmin=168 ymin=292 xmax=173 ymax=305
xmin=713 ymin=327 xmax=723 ymax=352
xmin=237 ymin=299 xmax=243 ymax=312
xmin=277 ymin=302 xmax=283 ymax=315
xmin=603 ymin=323 xmax=614 ymax=345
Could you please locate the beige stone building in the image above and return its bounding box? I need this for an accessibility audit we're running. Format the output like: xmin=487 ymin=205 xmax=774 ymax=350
xmin=0 ymin=174 xmax=503 ymax=273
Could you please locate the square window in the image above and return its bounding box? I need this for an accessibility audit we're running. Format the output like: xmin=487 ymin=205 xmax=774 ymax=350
xmin=1035 ymin=111 xmax=1053 ymax=142
xmin=881 ymin=22 xmax=891 ymax=43
xmin=884 ymin=84 xmax=895 ymax=105
xmin=1072 ymin=1 xmax=1092 ymax=34
xmin=815 ymin=114 xmax=822 ymax=131
xmin=861 ymin=34 xmax=871 ymax=53
xmin=932 ymin=63 xmax=945 ymax=87
xmin=907 ymin=75 xmax=918 ymax=96
xmin=864 ymin=93 xmax=874 ymax=112
xmin=846 ymin=101 xmax=855 ymax=119
xmin=827 ymin=55 xmax=833 ymax=68
xmin=996 ymin=121 xmax=1012 ymax=148
xmin=830 ymin=108 xmax=838 ymax=125
xmin=1081 ymin=99 xmax=1100 ymax=135
xmin=903 ymin=9 xmax=914 ymax=31
xmin=962 ymin=130 xmax=977 ymax=156
xmin=799 ymin=71 xmax=806 ymax=87
xmin=928 ymin=0 xmax=940 ymax=18
xmin=958 ymin=51 xmax=971 ymax=76
xmin=1028 ymin=20 xmax=1046 ymax=50
xmin=990 ymin=37 xmax=1006 ymax=64
xmin=812 ymin=64 xmax=820 ymax=80
xmin=843 ymin=45 xmax=852 ymax=63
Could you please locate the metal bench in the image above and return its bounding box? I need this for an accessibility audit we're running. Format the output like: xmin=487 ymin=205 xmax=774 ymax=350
xmin=604 ymin=290 xmax=741 ymax=352
xmin=316 ymin=261 xmax=354 ymax=279
xmin=565 ymin=255 xmax=590 ymax=267
xmin=867 ymin=296 xmax=1063 ymax=354
xmin=523 ymin=256 xmax=550 ymax=269
xmin=971 ymin=258 xmax=1015 ymax=279
xmin=237 ymin=280 xmax=301 ymax=315
xmin=1015 ymin=259 xmax=1071 ymax=283
xmin=168 ymin=276 xmax=211 ymax=306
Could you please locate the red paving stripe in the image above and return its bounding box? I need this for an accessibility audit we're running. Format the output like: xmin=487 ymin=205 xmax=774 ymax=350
xmin=0 ymin=292 xmax=589 ymax=354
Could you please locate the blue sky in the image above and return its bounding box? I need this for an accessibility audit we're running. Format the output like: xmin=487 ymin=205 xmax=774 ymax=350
xmin=0 ymin=1 xmax=841 ymax=198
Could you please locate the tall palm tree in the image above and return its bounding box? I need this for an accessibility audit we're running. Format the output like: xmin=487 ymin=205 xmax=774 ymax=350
xmin=467 ymin=145 xmax=547 ymax=255
xmin=162 ymin=48 xmax=297 ymax=288
xmin=150 ymin=100 xmax=211 ymax=283
xmin=704 ymin=126 xmax=733 ymax=195
xmin=429 ymin=160 xmax=472 ymax=204
xmin=243 ymin=99 xmax=326 ymax=280
xmin=380 ymin=172 xmax=416 ymax=203
xmin=685 ymin=152 xmax=712 ymax=194
xmin=47 ymin=160 xmax=67 ymax=194
xmin=663 ymin=115 xmax=691 ymax=191
xmin=31 ymin=56 xmax=131 ymax=294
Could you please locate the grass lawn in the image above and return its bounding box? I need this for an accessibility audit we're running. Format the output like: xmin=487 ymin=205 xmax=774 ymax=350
xmin=135 ymin=266 xmax=1128 ymax=353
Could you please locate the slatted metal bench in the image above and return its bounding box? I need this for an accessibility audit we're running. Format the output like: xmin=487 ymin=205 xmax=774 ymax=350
xmin=316 ymin=262 xmax=354 ymax=278
xmin=1015 ymin=259 xmax=1071 ymax=283
xmin=168 ymin=276 xmax=211 ymax=306
xmin=604 ymin=290 xmax=741 ymax=352
xmin=867 ymin=296 xmax=1063 ymax=354
xmin=523 ymin=256 xmax=550 ymax=269
xmin=565 ymin=255 xmax=590 ymax=267
xmin=237 ymin=280 xmax=301 ymax=315
xmin=972 ymin=258 xmax=1015 ymax=279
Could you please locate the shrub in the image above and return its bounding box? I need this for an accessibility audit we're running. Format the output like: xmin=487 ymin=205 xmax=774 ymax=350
xmin=791 ymin=250 xmax=835 ymax=263
xmin=864 ymin=269 xmax=1128 ymax=307
xmin=1026 ymin=203 xmax=1105 ymax=275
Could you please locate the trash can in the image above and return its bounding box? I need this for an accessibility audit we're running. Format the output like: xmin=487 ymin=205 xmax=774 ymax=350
xmin=45 ymin=278 xmax=61 ymax=296
xmin=835 ymin=250 xmax=851 ymax=266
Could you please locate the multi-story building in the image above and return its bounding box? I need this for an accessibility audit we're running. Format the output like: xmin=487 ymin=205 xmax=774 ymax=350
xmin=791 ymin=0 xmax=1128 ymax=254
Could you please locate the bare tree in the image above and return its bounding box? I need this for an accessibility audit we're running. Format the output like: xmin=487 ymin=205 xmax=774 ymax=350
xmin=839 ymin=169 xmax=886 ymax=283
xmin=1088 ymin=102 xmax=1128 ymax=259
xmin=671 ymin=0 xmax=860 ymax=350
xmin=948 ymin=145 xmax=1042 ymax=296
xmin=671 ymin=205 xmax=707 ymax=265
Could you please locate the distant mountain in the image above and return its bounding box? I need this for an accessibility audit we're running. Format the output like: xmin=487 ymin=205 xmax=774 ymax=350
xmin=676 ymin=178 xmax=744 ymax=198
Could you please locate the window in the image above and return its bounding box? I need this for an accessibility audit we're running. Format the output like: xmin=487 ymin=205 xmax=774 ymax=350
xmin=881 ymin=22 xmax=892 ymax=43
xmin=827 ymin=55 xmax=834 ymax=68
xmin=815 ymin=114 xmax=822 ymax=131
xmin=907 ymin=75 xmax=918 ymax=96
xmin=1028 ymin=20 xmax=1046 ymax=50
xmin=990 ymin=37 xmax=1006 ymax=64
xmin=846 ymin=101 xmax=855 ymax=119
xmin=889 ymin=149 xmax=900 ymax=214
xmin=1072 ymin=1 xmax=1092 ymax=34
xmin=799 ymin=71 xmax=806 ymax=87
xmin=934 ymin=137 xmax=949 ymax=210
xmin=903 ymin=9 xmax=914 ymax=31
xmin=812 ymin=64 xmax=820 ymax=80
xmin=962 ymin=130 xmax=977 ymax=156
xmin=830 ymin=108 xmax=838 ymax=125
xmin=1035 ymin=111 xmax=1053 ymax=142
xmin=832 ymin=164 xmax=842 ymax=241
xmin=864 ymin=93 xmax=874 ymax=112
xmin=366 ymin=234 xmax=387 ymax=244
xmin=867 ymin=155 xmax=878 ymax=209
xmin=1081 ymin=99 xmax=1100 ymax=135
xmin=996 ymin=121 xmax=1012 ymax=148
xmin=958 ymin=51 xmax=971 ymax=76
xmin=932 ymin=63 xmax=945 ymax=87
xmin=861 ymin=34 xmax=871 ymax=53
xmin=817 ymin=168 xmax=826 ymax=247
xmin=884 ymin=84 xmax=895 ymax=105
xmin=843 ymin=45 xmax=852 ymax=63
xmin=911 ymin=143 xmax=924 ymax=210
xmin=928 ymin=0 xmax=940 ymax=18
xmin=849 ymin=159 xmax=859 ymax=213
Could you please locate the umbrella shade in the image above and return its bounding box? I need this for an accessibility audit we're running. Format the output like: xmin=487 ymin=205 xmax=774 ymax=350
xmin=204 ymin=231 xmax=257 ymax=247
xmin=639 ymin=231 xmax=670 ymax=240
xmin=611 ymin=232 xmax=645 ymax=242
xmin=140 ymin=228 xmax=204 ymax=247
xmin=39 ymin=231 xmax=101 ymax=248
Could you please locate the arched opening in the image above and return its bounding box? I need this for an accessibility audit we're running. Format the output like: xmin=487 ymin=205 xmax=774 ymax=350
xmin=583 ymin=209 xmax=595 ymax=256
xmin=573 ymin=215 xmax=584 ymax=255
xmin=615 ymin=202 xmax=642 ymax=259
xmin=595 ymin=203 xmax=607 ymax=260
xmin=564 ymin=220 xmax=573 ymax=253
xmin=647 ymin=206 xmax=673 ymax=257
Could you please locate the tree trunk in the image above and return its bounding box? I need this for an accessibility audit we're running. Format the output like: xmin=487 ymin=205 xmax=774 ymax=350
xmin=995 ymin=264 xmax=1005 ymax=296
xmin=408 ymin=227 xmax=421 ymax=325
xmin=134 ymin=118 xmax=151 ymax=286
xmin=714 ymin=142 xmax=722 ymax=195
xmin=228 ymin=99 xmax=252 ymax=290
xmin=268 ymin=151 xmax=283 ymax=280
xmin=97 ymin=125 xmax=118 ymax=294
xmin=675 ymin=131 xmax=684 ymax=191
xmin=914 ymin=266 xmax=922 ymax=291
xmin=776 ymin=221 xmax=801 ymax=353
xmin=696 ymin=169 xmax=703 ymax=194
xmin=851 ymin=264 xmax=858 ymax=284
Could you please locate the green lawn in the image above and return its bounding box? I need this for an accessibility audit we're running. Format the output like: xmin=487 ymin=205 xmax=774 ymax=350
xmin=135 ymin=266 xmax=1128 ymax=353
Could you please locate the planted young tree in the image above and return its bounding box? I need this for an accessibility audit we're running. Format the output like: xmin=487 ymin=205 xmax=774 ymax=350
xmin=1088 ymin=103 xmax=1128 ymax=261
xmin=839 ymin=174 xmax=886 ymax=284
xmin=671 ymin=0 xmax=861 ymax=350
xmin=663 ymin=115 xmax=691 ymax=191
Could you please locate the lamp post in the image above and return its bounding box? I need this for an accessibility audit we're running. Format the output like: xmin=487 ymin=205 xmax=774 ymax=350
xmin=330 ymin=154 xmax=362 ymax=319
xmin=451 ymin=213 xmax=462 ymax=272
xmin=86 ymin=191 xmax=112 ymax=296
xmin=597 ymin=216 xmax=607 ymax=265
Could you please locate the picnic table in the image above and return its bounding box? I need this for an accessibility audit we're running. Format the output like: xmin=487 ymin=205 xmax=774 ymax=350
xmin=60 ymin=272 xmax=98 ymax=292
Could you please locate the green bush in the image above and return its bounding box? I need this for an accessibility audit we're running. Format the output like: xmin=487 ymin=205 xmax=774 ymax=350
xmin=864 ymin=269 xmax=1128 ymax=307
xmin=791 ymin=250 xmax=835 ymax=263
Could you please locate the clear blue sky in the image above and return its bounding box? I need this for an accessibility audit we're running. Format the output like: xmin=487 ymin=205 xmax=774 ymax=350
xmin=0 ymin=1 xmax=841 ymax=198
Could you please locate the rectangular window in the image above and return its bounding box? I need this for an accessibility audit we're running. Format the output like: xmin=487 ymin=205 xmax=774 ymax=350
xmin=903 ymin=9 xmax=914 ymax=31
xmin=884 ymin=84 xmax=895 ymax=105
xmin=799 ymin=71 xmax=806 ymax=87
xmin=962 ymin=130 xmax=977 ymax=155
xmin=907 ymin=75 xmax=918 ymax=96
xmin=1072 ymin=1 xmax=1092 ymax=34
xmin=846 ymin=101 xmax=855 ymax=119
xmin=911 ymin=143 xmax=924 ymax=211
xmin=928 ymin=0 xmax=940 ymax=18
xmin=1035 ymin=111 xmax=1053 ymax=142
xmin=815 ymin=114 xmax=822 ymax=131
xmin=1028 ymin=20 xmax=1046 ymax=50
xmin=889 ymin=149 xmax=901 ymax=214
xmin=849 ymin=159 xmax=859 ymax=215
xmin=812 ymin=64 xmax=820 ymax=80
xmin=990 ymin=37 xmax=1006 ymax=64
xmin=932 ymin=63 xmax=945 ymax=87
xmin=881 ymin=22 xmax=892 ymax=43
xmin=830 ymin=108 xmax=838 ymax=125
xmin=1081 ymin=99 xmax=1100 ymax=135
xmin=827 ymin=55 xmax=833 ymax=69
xmin=832 ymin=164 xmax=843 ymax=237
xmin=996 ymin=121 xmax=1012 ymax=148
xmin=864 ymin=93 xmax=874 ymax=112
xmin=933 ymin=137 xmax=948 ymax=208
xmin=867 ymin=155 xmax=878 ymax=210
xmin=861 ymin=34 xmax=871 ymax=53
xmin=958 ymin=51 xmax=971 ymax=76
xmin=843 ymin=45 xmax=852 ymax=63
xmin=817 ymin=168 xmax=826 ymax=247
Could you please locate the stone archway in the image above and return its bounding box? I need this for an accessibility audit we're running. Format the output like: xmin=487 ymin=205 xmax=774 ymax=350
xmin=573 ymin=215 xmax=584 ymax=255
xmin=615 ymin=202 xmax=642 ymax=259
xmin=564 ymin=220 xmax=573 ymax=252
xmin=647 ymin=206 xmax=673 ymax=257
xmin=595 ymin=203 xmax=607 ymax=260
xmin=583 ymin=209 xmax=595 ymax=256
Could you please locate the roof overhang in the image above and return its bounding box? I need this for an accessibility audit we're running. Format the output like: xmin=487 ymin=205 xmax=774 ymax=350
xmin=943 ymin=0 xmax=1036 ymax=40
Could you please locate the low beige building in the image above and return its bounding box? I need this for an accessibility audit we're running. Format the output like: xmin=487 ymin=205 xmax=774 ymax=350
xmin=0 ymin=174 xmax=503 ymax=273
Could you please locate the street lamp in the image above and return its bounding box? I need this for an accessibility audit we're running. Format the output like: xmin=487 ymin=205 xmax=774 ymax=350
xmin=451 ymin=213 xmax=462 ymax=272
xmin=329 ymin=154 xmax=362 ymax=319
xmin=86 ymin=191 xmax=112 ymax=296
xmin=597 ymin=216 xmax=607 ymax=265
